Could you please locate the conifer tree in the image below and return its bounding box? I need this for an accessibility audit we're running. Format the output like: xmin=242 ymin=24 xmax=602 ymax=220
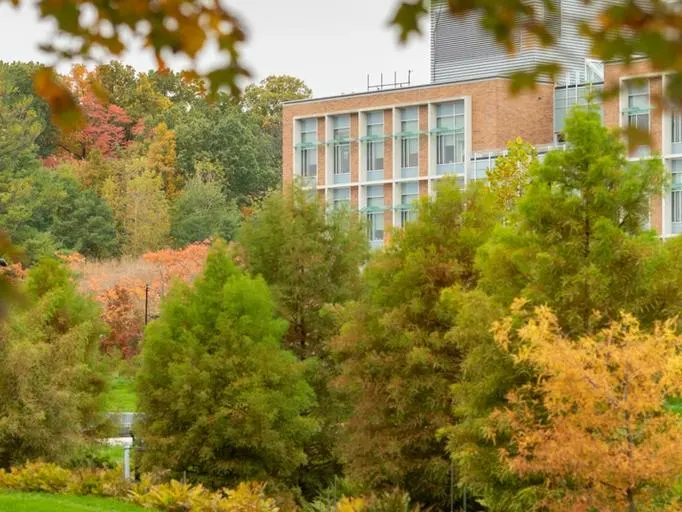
xmin=332 ymin=180 xmax=498 ymax=508
xmin=0 ymin=259 xmax=106 ymax=468
xmin=137 ymin=242 xmax=318 ymax=487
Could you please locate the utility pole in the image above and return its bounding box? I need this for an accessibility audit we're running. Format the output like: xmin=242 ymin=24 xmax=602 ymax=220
xmin=144 ymin=284 xmax=149 ymax=325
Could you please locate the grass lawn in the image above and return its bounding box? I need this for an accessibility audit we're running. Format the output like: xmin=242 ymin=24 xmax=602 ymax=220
xmin=0 ymin=492 xmax=144 ymax=511
xmin=103 ymin=375 xmax=137 ymax=413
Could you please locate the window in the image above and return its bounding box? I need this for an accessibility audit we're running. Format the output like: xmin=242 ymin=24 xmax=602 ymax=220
xmin=672 ymin=161 xmax=682 ymax=230
xmin=672 ymin=112 xmax=682 ymax=153
xmin=366 ymin=111 xmax=384 ymax=178
xmin=399 ymin=181 xmax=419 ymax=227
xmin=554 ymin=84 xmax=603 ymax=136
xmin=400 ymin=106 xmax=419 ymax=178
xmin=435 ymin=101 xmax=465 ymax=174
xmin=332 ymin=187 xmax=351 ymax=209
xmin=332 ymin=115 xmax=350 ymax=178
xmin=625 ymin=80 xmax=650 ymax=156
xmin=298 ymin=118 xmax=317 ymax=178
xmin=366 ymin=185 xmax=384 ymax=246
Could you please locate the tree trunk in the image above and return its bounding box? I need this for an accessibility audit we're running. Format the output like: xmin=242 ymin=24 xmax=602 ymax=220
xmin=627 ymin=488 xmax=636 ymax=512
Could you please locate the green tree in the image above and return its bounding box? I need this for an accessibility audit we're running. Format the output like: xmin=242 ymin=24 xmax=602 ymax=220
xmin=0 ymin=259 xmax=106 ymax=468
xmin=137 ymin=242 xmax=318 ymax=487
xmin=175 ymin=104 xmax=277 ymax=204
xmin=0 ymin=61 xmax=57 ymax=157
xmin=239 ymin=187 xmax=367 ymax=495
xmin=123 ymin=170 xmax=170 ymax=255
xmin=170 ymin=177 xmax=240 ymax=247
xmin=444 ymin=110 xmax=677 ymax=511
xmin=51 ymin=185 xmax=120 ymax=259
xmin=331 ymin=180 xmax=498 ymax=509
xmin=239 ymin=187 xmax=367 ymax=358
xmin=0 ymin=169 xmax=119 ymax=263
xmin=242 ymin=75 xmax=312 ymax=172
xmin=0 ymin=74 xmax=43 ymax=173
xmin=242 ymin=75 xmax=312 ymax=128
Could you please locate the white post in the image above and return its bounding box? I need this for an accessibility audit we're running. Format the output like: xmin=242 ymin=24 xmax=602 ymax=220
xmin=123 ymin=445 xmax=131 ymax=481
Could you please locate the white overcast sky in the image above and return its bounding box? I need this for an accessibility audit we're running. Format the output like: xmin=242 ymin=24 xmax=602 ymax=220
xmin=0 ymin=0 xmax=431 ymax=98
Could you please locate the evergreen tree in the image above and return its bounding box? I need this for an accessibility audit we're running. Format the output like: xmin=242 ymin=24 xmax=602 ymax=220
xmin=332 ymin=180 xmax=498 ymax=508
xmin=0 ymin=259 xmax=106 ymax=468
xmin=238 ymin=186 xmax=367 ymax=496
xmin=137 ymin=242 xmax=318 ymax=488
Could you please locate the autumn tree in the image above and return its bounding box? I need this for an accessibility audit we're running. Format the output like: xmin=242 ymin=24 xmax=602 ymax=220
xmin=493 ymin=306 xmax=682 ymax=512
xmin=0 ymin=258 xmax=107 ymax=468
xmin=146 ymin=123 xmax=182 ymax=198
xmin=59 ymin=90 xmax=133 ymax=160
xmin=123 ymin=170 xmax=170 ymax=255
xmin=137 ymin=242 xmax=318 ymax=487
xmin=486 ymin=137 xmax=538 ymax=214
xmin=444 ymin=109 xmax=680 ymax=511
xmin=332 ymin=180 xmax=498 ymax=508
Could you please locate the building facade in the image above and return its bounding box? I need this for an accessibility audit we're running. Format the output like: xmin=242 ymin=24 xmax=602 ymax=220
xmin=282 ymin=5 xmax=674 ymax=247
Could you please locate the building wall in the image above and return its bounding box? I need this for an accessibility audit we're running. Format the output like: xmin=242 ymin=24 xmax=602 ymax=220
xmin=430 ymin=0 xmax=612 ymax=84
xmin=604 ymin=60 xmax=668 ymax=235
xmin=284 ymin=59 xmax=679 ymax=247
xmin=282 ymin=77 xmax=554 ymax=185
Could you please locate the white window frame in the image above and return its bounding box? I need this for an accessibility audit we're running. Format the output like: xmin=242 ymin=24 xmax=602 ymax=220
xmin=333 ymin=115 xmax=351 ymax=176
xmin=365 ymin=184 xmax=385 ymax=245
xmin=366 ymin=111 xmax=384 ymax=175
xmin=399 ymin=106 xmax=419 ymax=178
xmin=435 ymin=102 xmax=465 ymax=167
xmin=298 ymin=118 xmax=317 ymax=178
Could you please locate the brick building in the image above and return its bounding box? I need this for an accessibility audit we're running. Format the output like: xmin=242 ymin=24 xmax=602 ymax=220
xmin=282 ymin=2 xmax=675 ymax=247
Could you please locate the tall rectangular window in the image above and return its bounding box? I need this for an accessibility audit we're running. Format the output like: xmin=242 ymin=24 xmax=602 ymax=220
xmin=672 ymin=160 xmax=682 ymax=231
xmin=399 ymin=181 xmax=419 ymax=227
xmin=298 ymin=118 xmax=317 ymax=178
xmin=672 ymin=113 xmax=682 ymax=154
xmin=625 ymin=80 xmax=650 ymax=156
xmin=332 ymin=115 xmax=350 ymax=180
xmin=366 ymin=111 xmax=384 ymax=179
xmin=400 ymin=106 xmax=419 ymax=178
xmin=436 ymin=101 xmax=465 ymax=174
xmin=332 ymin=187 xmax=351 ymax=209
xmin=366 ymin=185 xmax=384 ymax=247
xmin=554 ymin=84 xmax=603 ymax=137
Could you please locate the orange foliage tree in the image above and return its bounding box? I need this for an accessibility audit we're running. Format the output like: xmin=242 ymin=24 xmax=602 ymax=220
xmin=68 ymin=241 xmax=210 ymax=356
xmin=493 ymin=304 xmax=682 ymax=512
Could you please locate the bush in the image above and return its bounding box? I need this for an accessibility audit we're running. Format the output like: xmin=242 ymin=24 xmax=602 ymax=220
xmin=0 ymin=462 xmax=72 ymax=493
xmin=0 ymin=461 xmax=281 ymax=512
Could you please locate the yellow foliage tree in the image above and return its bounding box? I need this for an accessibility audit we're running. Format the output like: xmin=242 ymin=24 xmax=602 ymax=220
xmin=486 ymin=137 xmax=538 ymax=213
xmin=123 ymin=170 xmax=170 ymax=255
xmin=494 ymin=305 xmax=682 ymax=512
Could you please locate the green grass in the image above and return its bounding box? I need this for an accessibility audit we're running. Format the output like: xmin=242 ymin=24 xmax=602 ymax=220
xmin=103 ymin=375 xmax=137 ymax=413
xmin=0 ymin=492 xmax=144 ymax=511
